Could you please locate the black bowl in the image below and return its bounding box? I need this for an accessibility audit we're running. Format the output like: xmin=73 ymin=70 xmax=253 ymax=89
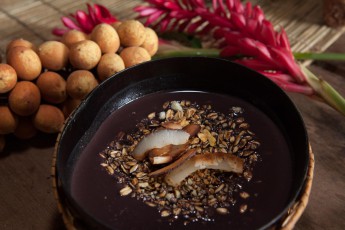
xmin=55 ymin=57 xmax=309 ymax=230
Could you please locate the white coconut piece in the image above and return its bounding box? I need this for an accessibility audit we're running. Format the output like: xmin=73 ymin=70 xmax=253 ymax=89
xmin=165 ymin=152 xmax=244 ymax=187
xmin=151 ymin=155 xmax=173 ymax=164
xmin=149 ymin=149 xmax=196 ymax=176
xmin=171 ymin=101 xmax=183 ymax=112
xmin=131 ymin=129 xmax=190 ymax=161
xmin=148 ymin=143 xmax=189 ymax=164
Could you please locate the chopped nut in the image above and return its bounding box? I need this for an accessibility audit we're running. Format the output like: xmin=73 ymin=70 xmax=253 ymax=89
xmin=216 ymin=207 xmax=229 ymax=215
xmin=161 ymin=210 xmax=171 ymax=217
xmin=138 ymin=182 xmax=149 ymax=188
xmin=145 ymin=201 xmax=157 ymax=207
xmin=240 ymin=191 xmax=250 ymax=199
xmin=240 ymin=204 xmax=248 ymax=213
xmin=171 ymin=101 xmax=183 ymax=112
xmin=119 ymin=186 xmax=132 ymax=196
xmin=203 ymin=129 xmax=216 ymax=147
xmin=147 ymin=112 xmax=156 ymax=119
xmin=197 ymin=132 xmax=208 ymax=142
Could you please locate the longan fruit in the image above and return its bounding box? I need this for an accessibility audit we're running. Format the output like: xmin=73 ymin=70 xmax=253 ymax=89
xmin=61 ymin=97 xmax=81 ymax=118
xmin=111 ymin=21 xmax=122 ymax=30
xmin=0 ymin=63 xmax=17 ymax=93
xmin=32 ymin=104 xmax=65 ymax=133
xmin=62 ymin=29 xmax=88 ymax=48
xmin=36 ymin=71 xmax=67 ymax=104
xmin=97 ymin=53 xmax=125 ymax=81
xmin=8 ymin=81 xmax=41 ymax=116
xmin=120 ymin=46 xmax=151 ymax=68
xmin=14 ymin=116 xmax=37 ymax=139
xmin=141 ymin=27 xmax=159 ymax=56
xmin=69 ymin=40 xmax=101 ymax=70
xmin=0 ymin=106 xmax=18 ymax=134
xmin=117 ymin=20 xmax=146 ymax=47
xmin=7 ymin=46 xmax=42 ymax=80
xmin=38 ymin=41 xmax=69 ymax=71
xmin=0 ymin=135 xmax=5 ymax=153
xmin=6 ymin=38 xmax=36 ymax=54
xmin=66 ymin=70 xmax=99 ymax=99
xmin=91 ymin=23 xmax=120 ymax=54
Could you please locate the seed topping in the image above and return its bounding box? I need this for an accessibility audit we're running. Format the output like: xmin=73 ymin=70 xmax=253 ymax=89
xmin=100 ymin=100 xmax=261 ymax=224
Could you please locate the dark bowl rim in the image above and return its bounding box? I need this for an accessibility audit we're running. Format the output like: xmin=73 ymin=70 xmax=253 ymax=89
xmin=55 ymin=56 xmax=310 ymax=230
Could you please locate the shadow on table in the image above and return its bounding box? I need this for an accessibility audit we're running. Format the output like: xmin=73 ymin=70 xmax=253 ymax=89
xmin=50 ymin=209 xmax=68 ymax=230
xmin=0 ymin=132 xmax=57 ymax=158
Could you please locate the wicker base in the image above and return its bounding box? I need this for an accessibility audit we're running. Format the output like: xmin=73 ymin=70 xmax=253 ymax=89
xmin=52 ymin=132 xmax=78 ymax=230
xmin=52 ymin=143 xmax=314 ymax=230
xmin=280 ymin=145 xmax=315 ymax=230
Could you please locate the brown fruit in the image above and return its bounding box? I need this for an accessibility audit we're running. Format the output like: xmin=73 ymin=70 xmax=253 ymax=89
xmin=69 ymin=40 xmax=102 ymax=70
xmin=6 ymin=38 xmax=36 ymax=54
xmin=111 ymin=21 xmax=122 ymax=30
xmin=97 ymin=53 xmax=125 ymax=81
xmin=91 ymin=23 xmax=120 ymax=54
xmin=0 ymin=63 xmax=17 ymax=93
xmin=120 ymin=46 xmax=151 ymax=68
xmin=117 ymin=20 xmax=146 ymax=47
xmin=7 ymin=46 xmax=42 ymax=80
xmin=141 ymin=27 xmax=159 ymax=56
xmin=36 ymin=71 xmax=67 ymax=104
xmin=32 ymin=104 xmax=65 ymax=133
xmin=8 ymin=81 xmax=41 ymax=116
xmin=62 ymin=30 xmax=88 ymax=48
xmin=61 ymin=97 xmax=81 ymax=118
xmin=38 ymin=41 xmax=69 ymax=71
xmin=14 ymin=116 xmax=37 ymax=139
xmin=0 ymin=106 xmax=18 ymax=134
xmin=66 ymin=70 xmax=99 ymax=99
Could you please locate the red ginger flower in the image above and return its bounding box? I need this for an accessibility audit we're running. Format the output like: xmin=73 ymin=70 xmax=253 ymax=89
xmin=49 ymin=2 xmax=345 ymax=115
xmin=52 ymin=4 xmax=117 ymax=36
xmin=135 ymin=0 xmax=313 ymax=95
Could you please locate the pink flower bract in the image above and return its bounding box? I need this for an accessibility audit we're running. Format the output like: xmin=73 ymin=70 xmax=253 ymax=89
xmin=135 ymin=0 xmax=313 ymax=95
xmin=52 ymin=4 xmax=117 ymax=36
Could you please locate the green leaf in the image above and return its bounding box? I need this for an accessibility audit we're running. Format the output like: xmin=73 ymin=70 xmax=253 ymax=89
xmin=301 ymin=66 xmax=345 ymax=116
xmin=159 ymin=32 xmax=202 ymax=48
xmin=294 ymin=52 xmax=345 ymax=61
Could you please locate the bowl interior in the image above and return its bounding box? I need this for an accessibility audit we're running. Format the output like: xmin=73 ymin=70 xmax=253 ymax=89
xmin=56 ymin=57 xmax=309 ymax=230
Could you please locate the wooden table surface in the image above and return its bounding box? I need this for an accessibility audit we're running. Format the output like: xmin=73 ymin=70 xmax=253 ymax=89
xmin=0 ymin=0 xmax=344 ymax=229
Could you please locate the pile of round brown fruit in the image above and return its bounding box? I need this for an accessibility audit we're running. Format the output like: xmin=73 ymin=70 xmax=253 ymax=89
xmin=0 ymin=20 xmax=158 ymax=152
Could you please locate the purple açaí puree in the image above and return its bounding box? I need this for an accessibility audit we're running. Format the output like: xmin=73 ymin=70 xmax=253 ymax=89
xmin=71 ymin=91 xmax=292 ymax=230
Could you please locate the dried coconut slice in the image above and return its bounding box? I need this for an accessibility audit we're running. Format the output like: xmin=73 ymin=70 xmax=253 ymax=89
xmin=161 ymin=121 xmax=183 ymax=130
xmin=165 ymin=152 xmax=244 ymax=187
xmin=148 ymin=143 xmax=189 ymax=164
xmin=151 ymin=155 xmax=173 ymax=164
xmin=131 ymin=129 xmax=190 ymax=161
xmin=182 ymin=124 xmax=201 ymax=137
xmin=149 ymin=149 xmax=197 ymax=177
